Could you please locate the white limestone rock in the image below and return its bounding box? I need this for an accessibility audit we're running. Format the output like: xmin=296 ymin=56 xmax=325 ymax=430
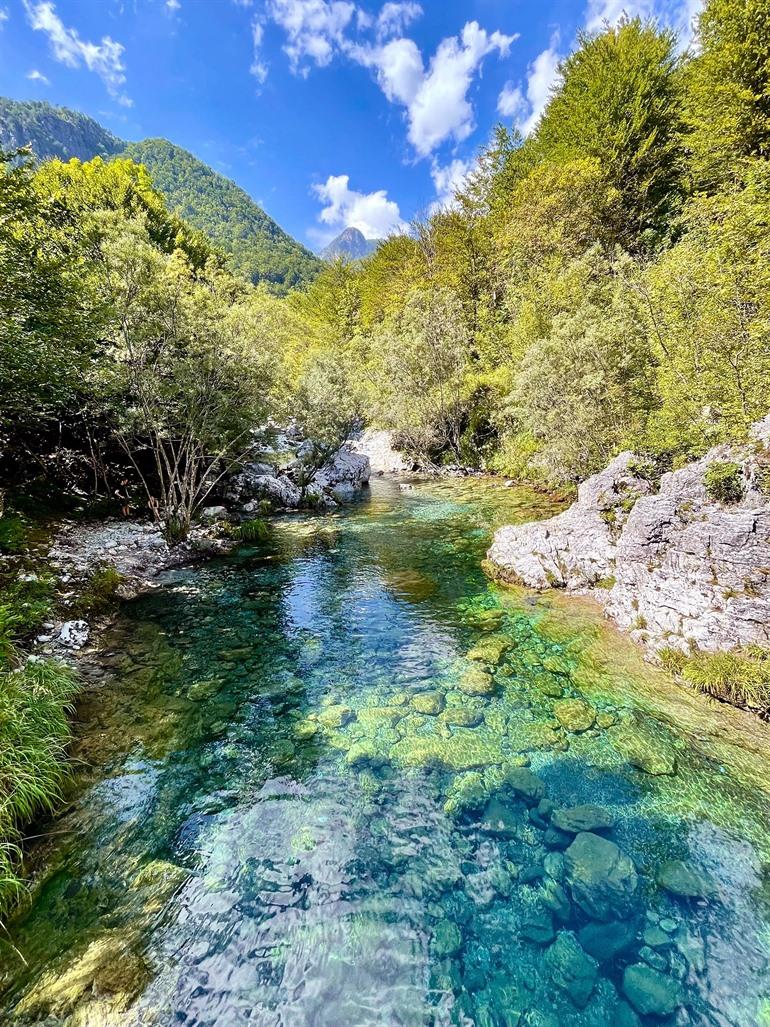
xmin=351 ymin=428 xmax=411 ymax=474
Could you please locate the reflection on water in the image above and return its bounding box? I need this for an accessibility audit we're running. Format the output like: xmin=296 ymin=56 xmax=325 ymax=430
xmin=3 ymin=477 xmax=770 ymax=1026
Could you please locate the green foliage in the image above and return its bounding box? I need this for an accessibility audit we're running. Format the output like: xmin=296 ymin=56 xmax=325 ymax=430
xmin=704 ymin=461 xmax=745 ymax=503
xmin=120 ymin=139 xmax=321 ymax=294
xmin=0 ymin=513 xmax=27 ymax=555
xmin=533 ymin=17 xmax=686 ymax=247
xmin=73 ymin=565 xmax=123 ymax=617
xmin=686 ymin=0 xmax=770 ymax=189
xmin=0 ymin=658 xmax=78 ymax=915
xmin=236 ymin=518 xmax=270 ymax=543
xmin=682 ymin=648 xmax=770 ymax=710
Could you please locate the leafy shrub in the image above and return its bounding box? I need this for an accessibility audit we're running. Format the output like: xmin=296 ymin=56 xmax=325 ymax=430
xmin=704 ymin=461 xmax=744 ymax=503
xmin=0 ymin=659 xmax=79 ymax=914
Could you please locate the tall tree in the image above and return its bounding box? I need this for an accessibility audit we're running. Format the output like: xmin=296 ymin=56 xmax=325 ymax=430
xmin=535 ymin=18 xmax=686 ymax=247
xmin=686 ymin=0 xmax=770 ymax=189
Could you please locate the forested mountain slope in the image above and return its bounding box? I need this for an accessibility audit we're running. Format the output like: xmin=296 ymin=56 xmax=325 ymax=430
xmin=0 ymin=98 xmax=320 ymax=294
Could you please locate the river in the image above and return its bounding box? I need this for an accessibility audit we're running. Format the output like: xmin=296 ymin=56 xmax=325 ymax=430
xmin=2 ymin=476 xmax=770 ymax=1026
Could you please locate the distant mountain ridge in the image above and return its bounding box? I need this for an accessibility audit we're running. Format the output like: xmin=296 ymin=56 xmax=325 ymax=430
xmin=0 ymin=97 xmax=321 ymax=295
xmin=321 ymin=226 xmax=381 ymax=262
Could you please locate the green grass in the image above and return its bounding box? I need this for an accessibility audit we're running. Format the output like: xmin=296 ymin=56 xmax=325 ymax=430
xmin=661 ymin=645 xmax=770 ymax=713
xmin=0 ymin=513 xmax=28 ymax=555
xmin=235 ymin=518 xmax=270 ymax=543
xmin=0 ymin=658 xmax=78 ymax=915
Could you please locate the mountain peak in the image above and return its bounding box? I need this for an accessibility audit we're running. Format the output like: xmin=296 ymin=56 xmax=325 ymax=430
xmin=321 ymin=226 xmax=381 ymax=262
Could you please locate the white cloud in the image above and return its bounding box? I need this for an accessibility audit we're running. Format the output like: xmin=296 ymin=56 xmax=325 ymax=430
xmin=166 ymin=0 xmax=181 ymax=11
xmin=497 ymin=81 xmax=526 ymax=119
xmin=430 ymin=157 xmax=472 ymax=213
xmin=23 ymin=1 xmax=131 ymax=105
xmin=250 ymin=20 xmax=268 ymax=81
xmin=267 ymin=0 xmax=356 ymax=72
xmin=312 ymin=173 xmax=406 ymax=242
xmin=352 ymin=21 xmax=517 ymax=156
xmin=406 ymin=22 xmax=517 ymax=156
xmin=0 ymin=8 xmax=8 ymax=27
xmin=499 ymin=37 xmax=561 ymax=136
xmin=26 ymin=68 xmax=50 ymax=84
xmin=376 ymin=2 xmax=422 ymax=39
xmin=584 ymin=0 xmax=703 ymax=46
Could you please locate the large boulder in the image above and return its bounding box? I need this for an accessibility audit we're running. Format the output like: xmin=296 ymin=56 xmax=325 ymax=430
xmin=351 ymin=428 xmax=411 ymax=473
xmin=564 ymin=832 xmax=639 ymax=921
xmin=487 ymin=453 xmax=650 ymax=590
xmin=226 ymin=467 xmax=301 ymax=510
xmin=314 ymin=443 xmax=371 ymax=495
xmin=487 ymin=421 xmax=770 ymax=653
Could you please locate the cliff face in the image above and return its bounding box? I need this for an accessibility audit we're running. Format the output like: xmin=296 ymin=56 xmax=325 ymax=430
xmin=487 ymin=417 xmax=770 ymax=654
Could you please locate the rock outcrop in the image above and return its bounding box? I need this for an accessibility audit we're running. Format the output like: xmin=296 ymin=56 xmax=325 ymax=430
xmin=487 ymin=419 xmax=770 ymax=653
xmin=351 ymin=428 xmax=411 ymax=474
xmin=227 ymin=442 xmax=370 ymax=512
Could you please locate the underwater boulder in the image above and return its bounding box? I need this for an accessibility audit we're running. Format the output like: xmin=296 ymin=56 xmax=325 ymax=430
xmin=520 ymin=908 xmax=555 ymax=946
xmin=480 ymin=798 xmax=522 ymax=839
xmin=502 ymin=766 xmax=547 ymax=804
xmin=622 ymin=963 xmax=682 ymax=1017
xmin=578 ymin=919 xmax=639 ymax=963
xmin=554 ymin=699 xmax=596 ymax=733
xmin=544 ymin=931 xmax=599 ymax=1009
xmin=318 ymin=704 xmax=356 ymax=729
xmin=412 ymin=691 xmax=446 ymax=716
xmin=432 ymin=919 xmax=463 ymax=957
xmin=564 ymin=832 xmax=639 ymax=921
xmin=551 ymin=805 xmax=615 ymax=834
xmin=440 ymin=707 xmax=484 ymax=728
xmin=458 ymin=665 xmax=496 ymax=696
xmin=657 ymin=859 xmax=715 ymax=899
xmin=444 ymin=772 xmax=487 ymax=816
xmin=466 ymin=634 xmax=512 ymax=666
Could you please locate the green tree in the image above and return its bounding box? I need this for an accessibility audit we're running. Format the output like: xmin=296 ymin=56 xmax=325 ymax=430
xmin=535 ymin=18 xmax=686 ymax=247
xmin=686 ymin=0 xmax=770 ymax=189
xmin=368 ymin=288 xmax=471 ymax=463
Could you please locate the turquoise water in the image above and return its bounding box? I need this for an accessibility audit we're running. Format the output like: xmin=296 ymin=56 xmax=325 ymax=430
xmin=3 ymin=477 xmax=770 ymax=1026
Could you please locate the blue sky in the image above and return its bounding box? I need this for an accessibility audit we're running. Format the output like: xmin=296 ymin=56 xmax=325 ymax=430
xmin=0 ymin=0 xmax=701 ymax=251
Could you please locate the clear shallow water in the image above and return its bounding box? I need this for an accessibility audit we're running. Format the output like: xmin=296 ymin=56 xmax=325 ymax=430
xmin=4 ymin=477 xmax=770 ymax=1026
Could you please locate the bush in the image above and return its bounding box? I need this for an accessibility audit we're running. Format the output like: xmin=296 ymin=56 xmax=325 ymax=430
xmin=236 ymin=518 xmax=270 ymax=543
xmin=704 ymin=461 xmax=744 ymax=503
xmin=0 ymin=659 xmax=79 ymax=914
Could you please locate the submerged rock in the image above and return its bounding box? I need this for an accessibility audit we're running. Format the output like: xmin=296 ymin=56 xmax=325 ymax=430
xmin=657 ymin=859 xmax=715 ymax=899
xmin=440 ymin=707 xmax=484 ymax=728
xmin=552 ymin=804 xmax=615 ymax=834
xmin=458 ymin=665 xmax=496 ymax=696
xmin=554 ymin=699 xmax=596 ymax=733
xmin=520 ymin=909 xmax=555 ymax=946
xmin=502 ymin=767 xmax=547 ymax=804
xmin=433 ymin=919 xmax=463 ymax=957
xmin=412 ymin=691 xmax=445 ymax=716
xmin=622 ymin=963 xmax=682 ymax=1017
xmin=318 ymin=704 xmax=356 ymax=729
xmin=564 ymin=832 xmax=638 ymax=921
xmin=544 ymin=931 xmax=599 ymax=1009
xmin=444 ymin=772 xmax=487 ymax=816
xmin=466 ymin=634 xmax=512 ymax=666
xmin=578 ymin=919 xmax=638 ymax=963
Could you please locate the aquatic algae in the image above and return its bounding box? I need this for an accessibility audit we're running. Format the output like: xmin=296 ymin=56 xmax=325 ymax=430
xmin=610 ymin=720 xmax=678 ymax=776
xmin=412 ymin=691 xmax=445 ymax=716
xmin=439 ymin=707 xmax=484 ymax=728
xmin=318 ymin=704 xmax=356 ymax=729
xmin=390 ymin=728 xmax=504 ymax=771
xmin=443 ymin=772 xmax=486 ymax=815
xmin=14 ymin=930 xmax=151 ymax=1019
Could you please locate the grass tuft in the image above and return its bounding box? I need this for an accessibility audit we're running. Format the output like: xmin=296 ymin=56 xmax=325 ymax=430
xmin=681 ymin=648 xmax=770 ymax=711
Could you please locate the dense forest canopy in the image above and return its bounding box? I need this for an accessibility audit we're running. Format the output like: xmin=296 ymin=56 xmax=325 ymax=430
xmin=0 ymin=98 xmax=321 ymax=295
xmin=2 ymin=0 xmax=770 ymax=525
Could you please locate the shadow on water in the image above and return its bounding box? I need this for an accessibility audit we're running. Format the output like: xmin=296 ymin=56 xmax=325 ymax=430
xmin=2 ymin=476 xmax=770 ymax=1025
